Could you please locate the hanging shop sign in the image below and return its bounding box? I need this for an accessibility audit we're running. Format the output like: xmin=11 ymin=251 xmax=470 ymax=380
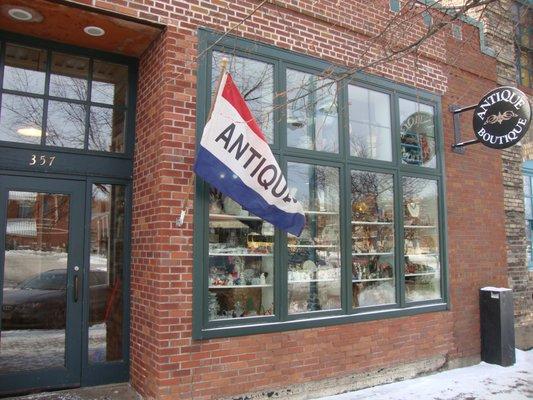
xmin=473 ymin=87 xmax=531 ymax=149
xmin=451 ymin=86 xmax=531 ymax=152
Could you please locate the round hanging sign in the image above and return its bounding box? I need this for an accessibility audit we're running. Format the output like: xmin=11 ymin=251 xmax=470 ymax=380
xmin=473 ymin=86 xmax=531 ymax=149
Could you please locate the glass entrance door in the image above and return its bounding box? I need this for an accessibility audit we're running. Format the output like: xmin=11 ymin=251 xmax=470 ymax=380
xmin=0 ymin=176 xmax=85 ymax=394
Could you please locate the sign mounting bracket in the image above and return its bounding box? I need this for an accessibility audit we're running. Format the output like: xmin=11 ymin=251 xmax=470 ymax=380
xmin=449 ymin=104 xmax=478 ymax=154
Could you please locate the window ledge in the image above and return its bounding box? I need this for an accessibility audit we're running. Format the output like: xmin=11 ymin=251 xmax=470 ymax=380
xmin=194 ymin=303 xmax=449 ymax=339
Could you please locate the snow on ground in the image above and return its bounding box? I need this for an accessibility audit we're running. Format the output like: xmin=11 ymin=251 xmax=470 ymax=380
xmin=319 ymin=349 xmax=533 ymax=400
xmin=0 ymin=324 xmax=106 ymax=372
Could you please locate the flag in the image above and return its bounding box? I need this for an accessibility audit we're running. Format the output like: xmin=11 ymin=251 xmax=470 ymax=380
xmin=194 ymin=72 xmax=305 ymax=236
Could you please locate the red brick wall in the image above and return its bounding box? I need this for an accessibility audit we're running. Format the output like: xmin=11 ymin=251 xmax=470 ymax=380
xmin=68 ymin=1 xmax=506 ymax=399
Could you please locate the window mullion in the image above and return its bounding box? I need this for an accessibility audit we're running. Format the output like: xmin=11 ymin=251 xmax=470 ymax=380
xmin=340 ymin=164 xmax=350 ymax=314
xmin=396 ymin=170 xmax=406 ymax=307
xmin=41 ymin=48 xmax=52 ymax=146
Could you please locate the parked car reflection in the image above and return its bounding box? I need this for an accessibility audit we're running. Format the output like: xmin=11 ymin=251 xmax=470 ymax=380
xmin=2 ymin=269 xmax=109 ymax=330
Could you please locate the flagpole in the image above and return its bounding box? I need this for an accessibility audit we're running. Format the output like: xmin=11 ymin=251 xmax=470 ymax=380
xmin=176 ymin=58 xmax=229 ymax=227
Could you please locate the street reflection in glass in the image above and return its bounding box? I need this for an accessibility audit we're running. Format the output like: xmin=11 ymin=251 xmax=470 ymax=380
xmin=88 ymin=184 xmax=125 ymax=363
xmin=1 ymin=191 xmax=69 ymax=373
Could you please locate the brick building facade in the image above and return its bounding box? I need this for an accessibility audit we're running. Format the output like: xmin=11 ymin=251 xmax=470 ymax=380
xmin=0 ymin=0 xmax=526 ymax=399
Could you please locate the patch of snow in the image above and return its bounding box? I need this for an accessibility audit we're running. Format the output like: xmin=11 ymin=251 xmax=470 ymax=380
xmin=319 ymin=349 xmax=533 ymax=400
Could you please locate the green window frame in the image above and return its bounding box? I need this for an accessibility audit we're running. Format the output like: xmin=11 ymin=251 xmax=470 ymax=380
xmin=523 ymin=166 xmax=533 ymax=270
xmin=193 ymin=29 xmax=449 ymax=339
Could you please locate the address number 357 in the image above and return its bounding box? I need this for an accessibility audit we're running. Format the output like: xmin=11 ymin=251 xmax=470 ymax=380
xmin=29 ymin=154 xmax=56 ymax=167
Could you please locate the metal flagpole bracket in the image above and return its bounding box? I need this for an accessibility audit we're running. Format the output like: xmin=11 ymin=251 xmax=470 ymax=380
xmin=450 ymin=104 xmax=479 ymax=154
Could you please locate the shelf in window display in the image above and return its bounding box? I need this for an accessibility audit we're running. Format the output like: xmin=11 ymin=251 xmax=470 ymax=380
xmin=352 ymin=252 xmax=394 ymax=256
xmin=209 ymin=252 xmax=273 ymax=257
xmin=288 ymin=244 xmax=338 ymax=249
xmin=352 ymin=277 xmax=394 ymax=282
xmin=405 ymin=253 xmax=438 ymax=258
xmin=404 ymin=225 xmax=437 ymax=229
xmin=405 ymin=272 xmax=436 ymax=277
xmin=351 ymin=221 xmax=394 ymax=225
xmin=288 ymin=279 xmax=338 ymax=284
xmin=209 ymin=284 xmax=272 ymax=289
xmin=209 ymin=213 xmax=263 ymax=221
xmin=304 ymin=210 xmax=339 ymax=215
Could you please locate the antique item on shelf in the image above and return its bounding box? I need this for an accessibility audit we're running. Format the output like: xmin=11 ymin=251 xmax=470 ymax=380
xmin=223 ymin=195 xmax=242 ymax=215
xmin=209 ymin=190 xmax=223 ymax=214
xmin=261 ymin=222 xmax=275 ymax=236
xmin=406 ymin=202 xmax=420 ymax=218
xmin=260 ymin=273 xmax=267 ymax=285
xmin=208 ymin=292 xmax=220 ymax=320
xmin=247 ymin=232 xmax=272 ymax=254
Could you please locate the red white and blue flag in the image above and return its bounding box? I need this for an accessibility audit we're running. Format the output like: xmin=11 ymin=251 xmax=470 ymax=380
xmin=194 ymin=72 xmax=305 ymax=236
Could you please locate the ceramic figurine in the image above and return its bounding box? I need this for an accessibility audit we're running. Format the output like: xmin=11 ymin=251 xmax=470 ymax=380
xmin=260 ymin=273 xmax=266 ymax=285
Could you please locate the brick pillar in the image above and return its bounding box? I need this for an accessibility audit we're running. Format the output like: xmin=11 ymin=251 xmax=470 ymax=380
xmin=131 ymin=26 xmax=198 ymax=399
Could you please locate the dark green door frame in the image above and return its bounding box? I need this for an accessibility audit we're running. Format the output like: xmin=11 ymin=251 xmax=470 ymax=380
xmin=0 ymin=175 xmax=85 ymax=395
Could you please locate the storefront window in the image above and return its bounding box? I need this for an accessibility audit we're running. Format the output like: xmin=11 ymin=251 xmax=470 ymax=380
xmin=0 ymin=42 xmax=129 ymax=153
xmin=399 ymin=99 xmax=436 ymax=168
xmin=351 ymin=170 xmax=395 ymax=308
xmin=287 ymin=69 xmax=338 ymax=153
xmin=348 ymin=85 xmax=392 ymax=161
xmin=208 ymin=188 xmax=274 ymax=319
xmin=287 ymin=162 xmax=341 ymax=314
xmin=212 ymin=51 xmax=274 ymax=143
xmin=195 ymin=34 xmax=446 ymax=337
xmin=403 ymin=177 xmax=441 ymax=302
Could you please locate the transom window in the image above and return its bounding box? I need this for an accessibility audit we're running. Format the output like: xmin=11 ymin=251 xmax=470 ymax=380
xmin=0 ymin=42 xmax=129 ymax=153
xmin=194 ymin=31 xmax=447 ymax=338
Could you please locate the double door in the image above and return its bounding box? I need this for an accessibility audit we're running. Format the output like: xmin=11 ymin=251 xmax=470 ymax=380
xmin=0 ymin=175 xmax=128 ymax=394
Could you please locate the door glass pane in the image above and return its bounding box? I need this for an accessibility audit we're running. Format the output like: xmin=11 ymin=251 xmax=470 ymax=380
xmin=46 ymin=100 xmax=86 ymax=149
xmin=400 ymin=99 xmax=436 ymax=168
xmin=89 ymin=184 xmax=125 ymax=362
xmin=50 ymin=52 xmax=89 ymax=101
xmin=287 ymin=162 xmax=341 ymax=314
xmin=348 ymin=85 xmax=392 ymax=161
xmin=0 ymin=94 xmax=44 ymax=144
xmin=351 ymin=170 xmax=395 ymax=308
xmin=403 ymin=177 xmax=441 ymax=302
xmin=208 ymin=188 xmax=274 ymax=319
xmin=3 ymin=43 xmax=47 ymax=94
xmin=286 ymin=69 xmax=338 ymax=153
xmin=1 ymin=191 xmax=70 ymax=373
xmin=212 ymin=52 xmax=274 ymax=143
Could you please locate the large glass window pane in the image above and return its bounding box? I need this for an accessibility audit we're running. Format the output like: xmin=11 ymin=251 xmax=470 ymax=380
xmin=92 ymin=61 xmax=128 ymax=106
xmin=286 ymin=69 xmax=338 ymax=152
xmin=0 ymin=94 xmax=44 ymax=144
xmin=403 ymin=177 xmax=441 ymax=302
xmin=351 ymin=170 xmax=395 ymax=308
xmin=348 ymin=85 xmax=392 ymax=161
xmin=208 ymin=188 xmax=274 ymax=319
xmin=89 ymin=184 xmax=125 ymax=362
xmin=212 ymin=52 xmax=274 ymax=143
xmin=1 ymin=192 xmax=70 ymax=373
xmin=46 ymin=100 xmax=86 ymax=149
xmin=287 ymin=163 xmax=341 ymax=314
xmin=88 ymin=106 xmax=125 ymax=153
xmin=49 ymin=52 xmax=89 ymax=101
xmin=400 ymin=99 xmax=436 ymax=168
xmin=3 ymin=44 xmax=47 ymax=94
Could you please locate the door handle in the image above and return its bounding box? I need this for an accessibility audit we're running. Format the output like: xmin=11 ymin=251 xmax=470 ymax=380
xmin=74 ymin=275 xmax=79 ymax=303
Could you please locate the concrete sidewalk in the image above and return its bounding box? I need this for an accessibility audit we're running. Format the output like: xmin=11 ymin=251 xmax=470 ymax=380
xmin=319 ymin=349 xmax=533 ymax=400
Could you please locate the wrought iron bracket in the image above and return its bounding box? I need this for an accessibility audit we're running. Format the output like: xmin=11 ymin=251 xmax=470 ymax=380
xmin=450 ymin=104 xmax=479 ymax=154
